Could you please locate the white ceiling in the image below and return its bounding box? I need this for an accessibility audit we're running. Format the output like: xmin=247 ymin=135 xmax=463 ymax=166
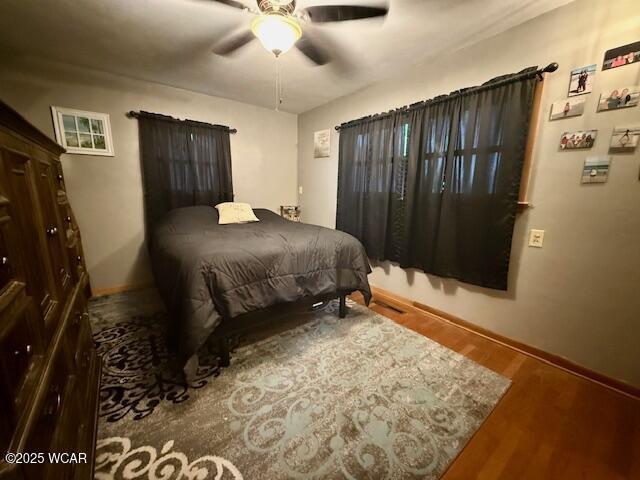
xmin=0 ymin=0 xmax=573 ymax=113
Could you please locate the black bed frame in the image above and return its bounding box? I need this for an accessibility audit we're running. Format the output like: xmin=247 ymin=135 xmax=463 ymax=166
xmin=211 ymin=291 xmax=350 ymax=367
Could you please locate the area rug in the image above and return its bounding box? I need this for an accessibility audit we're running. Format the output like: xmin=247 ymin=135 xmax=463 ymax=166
xmin=90 ymin=289 xmax=510 ymax=480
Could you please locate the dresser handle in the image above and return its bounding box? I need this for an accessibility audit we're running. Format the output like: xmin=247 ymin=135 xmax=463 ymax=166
xmin=57 ymin=174 xmax=64 ymax=183
xmin=82 ymin=351 xmax=91 ymax=368
xmin=77 ymin=255 xmax=82 ymax=265
xmin=45 ymin=392 xmax=62 ymax=417
xmin=65 ymin=216 xmax=72 ymax=223
xmin=0 ymin=256 xmax=8 ymax=268
xmin=14 ymin=344 xmax=32 ymax=357
xmin=46 ymin=227 xmax=58 ymax=237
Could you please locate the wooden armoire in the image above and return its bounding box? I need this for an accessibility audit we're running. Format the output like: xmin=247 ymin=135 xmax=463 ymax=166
xmin=0 ymin=101 xmax=100 ymax=479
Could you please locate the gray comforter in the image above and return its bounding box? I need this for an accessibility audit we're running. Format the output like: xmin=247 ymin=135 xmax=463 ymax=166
xmin=149 ymin=206 xmax=371 ymax=369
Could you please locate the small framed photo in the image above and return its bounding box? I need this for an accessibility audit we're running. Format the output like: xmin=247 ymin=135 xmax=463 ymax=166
xmin=609 ymin=126 xmax=640 ymax=153
xmin=568 ymin=64 xmax=596 ymax=96
xmin=602 ymin=41 xmax=640 ymax=70
xmin=560 ymin=130 xmax=597 ymax=150
xmin=597 ymin=86 xmax=640 ymax=111
xmin=280 ymin=205 xmax=301 ymax=222
xmin=313 ymin=129 xmax=331 ymax=158
xmin=51 ymin=106 xmax=114 ymax=156
xmin=550 ymin=97 xmax=585 ymax=120
xmin=581 ymin=156 xmax=610 ymax=184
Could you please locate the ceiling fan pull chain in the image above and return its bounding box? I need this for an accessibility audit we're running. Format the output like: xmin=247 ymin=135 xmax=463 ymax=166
xmin=275 ymin=55 xmax=283 ymax=111
xmin=274 ymin=56 xmax=279 ymax=111
xmin=279 ymin=60 xmax=284 ymax=109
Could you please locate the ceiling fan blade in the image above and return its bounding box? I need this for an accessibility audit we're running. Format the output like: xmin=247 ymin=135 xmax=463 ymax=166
xmin=296 ymin=32 xmax=331 ymax=65
xmin=200 ymin=0 xmax=247 ymax=10
xmin=212 ymin=30 xmax=255 ymax=55
xmin=301 ymin=5 xmax=388 ymax=23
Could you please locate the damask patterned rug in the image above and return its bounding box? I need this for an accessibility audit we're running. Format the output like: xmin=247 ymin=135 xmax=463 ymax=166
xmin=89 ymin=289 xmax=510 ymax=480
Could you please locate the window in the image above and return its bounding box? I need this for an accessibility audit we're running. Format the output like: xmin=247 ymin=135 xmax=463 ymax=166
xmin=336 ymin=67 xmax=541 ymax=290
xmin=51 ymin=107 xmax=114 ymax=156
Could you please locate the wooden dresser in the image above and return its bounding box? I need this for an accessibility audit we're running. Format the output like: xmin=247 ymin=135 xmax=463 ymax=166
xmin=0 ymin=101 xmax=100 ymax=479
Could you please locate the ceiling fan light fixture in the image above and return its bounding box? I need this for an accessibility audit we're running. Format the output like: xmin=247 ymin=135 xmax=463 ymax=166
xmin=251 ymin=14 xmax=302 ymax=56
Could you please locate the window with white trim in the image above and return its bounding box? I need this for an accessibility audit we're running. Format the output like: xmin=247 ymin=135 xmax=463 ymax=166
xmin=51 ymin=107 xmax=114 ymax=156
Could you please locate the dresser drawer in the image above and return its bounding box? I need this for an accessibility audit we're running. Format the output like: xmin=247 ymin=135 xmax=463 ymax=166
xmin=64 ymin=293 xmax=87 ymax=362
xmin=72 ymin=311 xmax=96 ymax=409
xmin=74 ymin=246 xmax=85 ymax=284
xmin=22 ymin=349 xmax=72 ymax=480
xmin=43 ymin=377 xmax=81 ymax=480
xmin=74 ymin=321 xmax=94 ymax=372
xmin=0 ymin=300 xmax=43 ymax=421
xmin=54 ymin=162 xmax=66 ymax=192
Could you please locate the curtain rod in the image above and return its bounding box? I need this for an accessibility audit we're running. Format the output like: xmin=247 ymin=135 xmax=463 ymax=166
xmin=126 ymin=110 xmax=237 ymax=134
xmin=334 ymin=62 xmax=559 ymax=131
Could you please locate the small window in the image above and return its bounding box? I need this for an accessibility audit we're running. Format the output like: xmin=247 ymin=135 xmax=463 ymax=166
xmin=51 ymin=107 xmax=114 ymax=156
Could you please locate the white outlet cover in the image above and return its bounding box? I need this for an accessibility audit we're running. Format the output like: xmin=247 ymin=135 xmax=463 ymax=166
xmin=529 ymin=229 xmax=545 ymax=248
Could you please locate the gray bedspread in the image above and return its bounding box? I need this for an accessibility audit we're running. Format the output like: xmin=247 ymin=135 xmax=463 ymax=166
xmin=149 ymin=206 xmax=371 ymax=369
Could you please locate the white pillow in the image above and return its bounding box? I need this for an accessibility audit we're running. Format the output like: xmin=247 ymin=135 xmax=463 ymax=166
xmin=215 ymin=202 xmax=260 ymax=225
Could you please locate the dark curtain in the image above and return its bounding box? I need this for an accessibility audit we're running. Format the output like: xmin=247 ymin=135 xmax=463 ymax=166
xmin=336 ymin=112 xmax=403 ymax=259
xmin=137 ymin=112 xmax=233 ymax=229
xmin=337 ymin=67 xmax=539 ymax=290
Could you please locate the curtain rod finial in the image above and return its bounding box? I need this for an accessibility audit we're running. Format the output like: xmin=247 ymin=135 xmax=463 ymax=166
xmin=543 ymin=62 xmax=559 ymax=73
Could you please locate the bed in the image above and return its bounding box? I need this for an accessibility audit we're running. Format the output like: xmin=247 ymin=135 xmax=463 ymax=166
xmin=149 ymin=206 xmax=372 ymax=375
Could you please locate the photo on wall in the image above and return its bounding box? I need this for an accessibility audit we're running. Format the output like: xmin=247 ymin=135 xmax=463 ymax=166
xmin=602 ymin=41 xmax=640 ymax=70
xmin=549 ymin=97 xmax=585 ymax=120
xmin=560 ymin=130 xmax=597 ymax=150
xmin=581 ymin=156 xmax=610 ymax=184
xmin=313 ymin=129 xmax=331 ymax=158
xmin=568 ymin=64 xmax=596 ymax=96
xmin=597 ymin=87 xmax=640 ymax=111
xmin=609 ymin=126 xmax=640 ymax=153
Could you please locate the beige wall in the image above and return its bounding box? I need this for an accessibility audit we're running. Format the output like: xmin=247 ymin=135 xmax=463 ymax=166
xmin=298 ymin=0 xmax=640 ymax=386
xmin=0 ymin=58 xmax=298 ymax=292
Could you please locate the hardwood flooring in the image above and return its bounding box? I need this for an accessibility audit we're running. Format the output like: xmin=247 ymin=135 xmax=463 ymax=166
xmin=350 ymin=293 xmax=640 ymax=480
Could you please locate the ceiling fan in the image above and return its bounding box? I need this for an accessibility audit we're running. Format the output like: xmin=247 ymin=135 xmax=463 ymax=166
xmin=206 ymin=0 xmax=388 ymax=65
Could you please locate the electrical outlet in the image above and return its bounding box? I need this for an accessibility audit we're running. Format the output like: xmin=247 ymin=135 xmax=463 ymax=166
xmin=528 ymin=229 xmax=545 ymax=248
xmin=298 ymin=186 xmax=303 ymax=195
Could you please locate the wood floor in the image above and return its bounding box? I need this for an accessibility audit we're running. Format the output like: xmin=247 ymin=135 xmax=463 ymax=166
xmin=351 ymin=293 xmax=640 ymax=480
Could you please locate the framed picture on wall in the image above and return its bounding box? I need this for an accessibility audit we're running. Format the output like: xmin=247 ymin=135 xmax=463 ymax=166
xmin=313 ymin=129 xmax=331 ymax=158
xmin=549 ymin=97 xmax=585 ymax=120
xmin=568 ymin=64 xmax=596 ymax=96
xmin=596 ymin=87 xmax=640 ymax=111
xmin=581 ymin=156 xmax=610 ymax=184
xmin=51 ymin=106 xmax=115 ymax=156
xmin=602 ymin=41 xmax=640 ymax=70
xmin=559 ymin=130 xmax=597 ymax=150
xmin=609 ymin=127 xmax=640 ymax=153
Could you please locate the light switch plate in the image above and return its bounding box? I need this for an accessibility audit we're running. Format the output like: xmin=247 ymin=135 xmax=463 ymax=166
xmin=529 ymin=229 xmax=545 ymax=248
xmin=298 ymin=186 xmax=303 ymax=195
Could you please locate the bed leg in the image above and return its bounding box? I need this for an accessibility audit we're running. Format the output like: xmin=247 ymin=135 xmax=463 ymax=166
xmin=218 ymin=337 xmax=231 ymax=367
xmin=339 ymin=294 xmax=347 ymax=318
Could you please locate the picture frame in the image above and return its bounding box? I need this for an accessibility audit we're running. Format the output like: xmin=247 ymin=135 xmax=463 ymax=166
xmin=609 ymin=126 xmax=640 ymax=153
xmin=313 ymin=129 xmax=331 ymax=158
xmin=568 ymin=64 xmax=596 ymax=97
xmin=581 ymin=156 xmax=610 ymax=184
xmin=602 ymin=41 xmax=640 ymax=70
xmin=559 ymin=130 xmax=597 ymax=150
xmin=51 ymin=106 xmax=115 ymax=156
xmin=596 ymin=87 xmax=640 ymax=112
xmin=549 ymin=97 xmax=585 ymax=120
xmin=280 ymin=205 xmax=301 ymax=222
